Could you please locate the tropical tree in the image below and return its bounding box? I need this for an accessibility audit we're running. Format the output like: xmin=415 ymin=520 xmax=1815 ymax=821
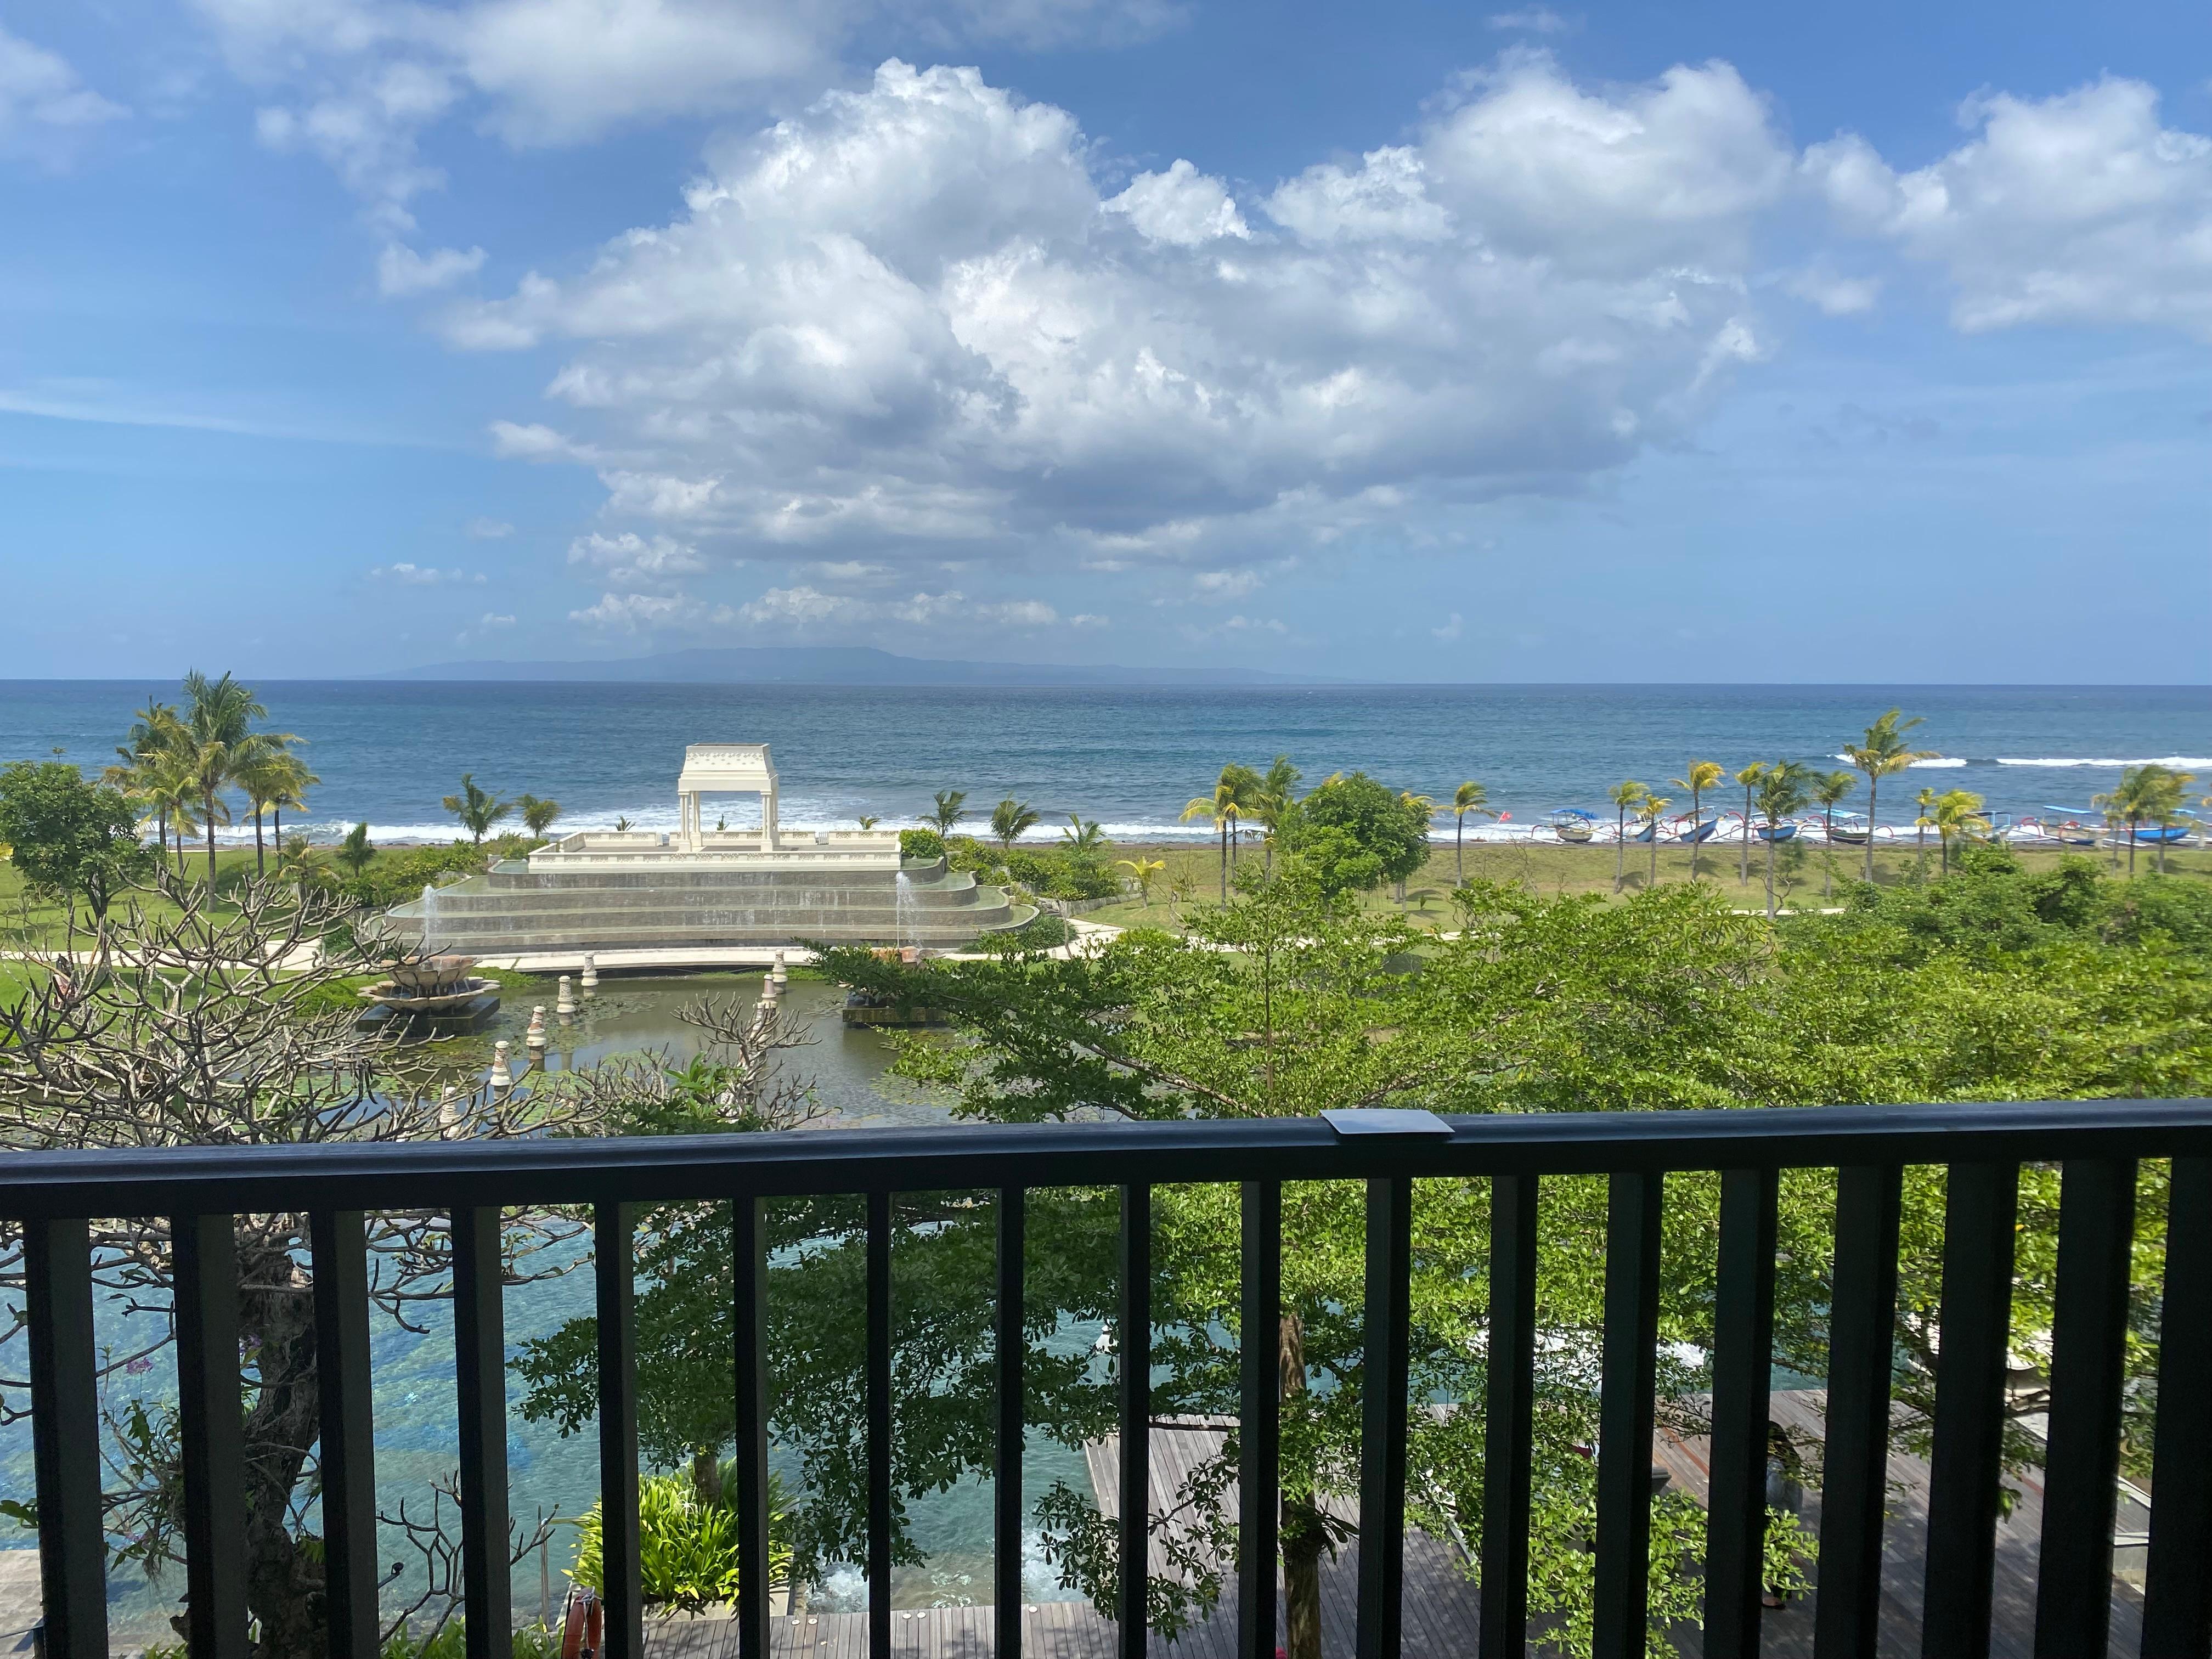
xmin=1635 ymin=792 xmax=1672 ymax=887
xmin=104 ymin=699 xmax=187 ymax=867
xmin=1271 ymin=772 xmax=1431 ymax=900
xmin=0 ymin=761 xmax=150 ymax=922
xmin=2095 ymin=764 xmax=2192 ymax=877
xmin=1811 ymin=770 xmax=1857 ymax=899
xmin=924 ymin=790 xmax=969 ymax=838
xmin=181 ymin=669 xmax=279 ymax=886
xmin=1607 ymin=780 xmax=1646 ymax=892
xmin=443 ymin=774 xmax=513 ymax=844
xmin=517 ymin=793 xmax=564 ymax=838
xmin=1733 ymin=762 xmax=1766 ymax=883
xmin=1915 ymin=786 xmax=1938 ymax=859
xmin=137 ymin=746 xmax=203 ymax=870
xmin=336 ymin=821 xmax=376 ymax=876
xmin=1931 ymin=788 xmax=1990 ymax=873
xmin=1671 ymin=760 xmax=1724 ymax=882
xmin=1754 ymin=760 xmax=1813 ymax=918
xmin=236 ymin=738 xmax=318 ymax=877
xmin=1446 ymin=780 xmax=1494 ymax=885
xmin=1395 ymin=792 xmax=1436 ymax=905
xmin=1249 ymin=755 xmax=1302 ymax=872
xmin=1841 ymin=709 xmax=1938 ymax=882
xmin=989 ymin=796 xmax=1041 ymax=854
xmin=856 ymin=815 xmax=881 ymax=831
xmin=1060 ymin=815 xmax=1108 ymax=857
xmin=1114 ymin=856 xmax=1166 ymax=904
xmin=1181 ymin=777 xmax=1242 ymax=903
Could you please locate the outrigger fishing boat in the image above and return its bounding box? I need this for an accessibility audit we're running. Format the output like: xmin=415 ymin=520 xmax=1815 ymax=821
xmin=2041 ymin=806 xmax=2107 ymax=848
xmin=1675 ymin=816 xmax=1720 ymax=844
xmin=1755 ymin=821 xmax=1801 ymax=842
xmin=1826 ymin=814 xmax=1872 ymax=847
xmin=1547 ymin=808 xmax=1596 ymax=844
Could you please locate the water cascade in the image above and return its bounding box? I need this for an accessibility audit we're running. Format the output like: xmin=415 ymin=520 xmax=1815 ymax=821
xmin=894 ymin=871 xmax=917 ymax=953
xmin=420 ymin=883 xmax=439 ymax=954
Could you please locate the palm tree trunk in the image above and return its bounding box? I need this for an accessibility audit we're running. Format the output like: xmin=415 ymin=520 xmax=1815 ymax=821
xmin=1649 ymin=826 xmax=1658 ymax=886
xmin=1614 ymin=807 xmax=1626 ymax=891
xmin=205 ymin=791 xmax=218 ymax=887
xmin=1765 ymin=834 xmax=1777 ymax=918
xmin=1741 ymin=788 xmax=1753 ymax=882
xmin=156 ymin=807 xmax=168 ymax=870
xmin=254 ymin=807 xmax=267 ymax=876
xmin=1689 ymin=788 xmax=1700 ymax=882
xmin=2129 ymin=826 xmax=2138 ymax=878
xmin=1219 ymin=821 xmax=1228 ymax=903
xmin=273 ymin=804 xmax=282 ymax=848
xmin=1455 ymin=819 xmax=1464 ymax=885
xmin=1824 ymin=808 xmax=1835 ymax=899
xmin=1864 ymin=775 xmax=1878 ymax=884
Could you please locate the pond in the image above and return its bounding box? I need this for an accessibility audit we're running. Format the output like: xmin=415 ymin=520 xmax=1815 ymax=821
xmin=0 ymin=972 xmax=1101 ymax=1643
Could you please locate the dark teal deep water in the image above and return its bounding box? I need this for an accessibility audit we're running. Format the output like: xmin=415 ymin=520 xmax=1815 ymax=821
xmin=2 ymin=681 xmax=2205 ymax=840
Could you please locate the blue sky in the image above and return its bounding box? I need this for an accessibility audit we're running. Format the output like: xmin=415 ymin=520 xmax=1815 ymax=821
xmin=2 ymin=0 xmax=2207 ymax=681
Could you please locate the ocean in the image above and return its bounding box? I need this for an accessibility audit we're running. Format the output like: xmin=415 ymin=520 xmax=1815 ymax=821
xmin=1 ymin=680 xmax=2205 ymax=842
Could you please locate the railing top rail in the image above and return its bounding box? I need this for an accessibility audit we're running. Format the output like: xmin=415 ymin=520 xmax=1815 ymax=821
xmin=2 ymin=1099 xmax=2209 ymax=1217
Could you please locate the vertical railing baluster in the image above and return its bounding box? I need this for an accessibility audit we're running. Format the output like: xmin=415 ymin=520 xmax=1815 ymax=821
xmin=1703 ymin=1167 xmax=1780 ymax=1659
xmin=311 ymin=1211 xmax=380 ymax=1659
xmin=451 ymin=1207 xmax=512 ymax=1659
xmin=1593 ymin=1171 xmax=1662 ymax=1659
xmin=1239 ymin=1180 xmax=1282 ymax=1659
xmin=2144 ymin=1156 xmax=2212 ymax=1655
xmin=1814 ymin=1163 xmax=1903 ymax=1659
xmin=2032 ymin=1158 xmax=2137 ymax=1658
xmin=1479 ymin=1174 xmax=1538 ymax=1659
xmin=1357 ymin=1176 xmax=1413 ymax=1659
xmin=1919 ymin=1160 xmax=2018 ymax=1659
xmin=732 ymin=1197 xmax=772 ymax=1659
xmin=1118 ymin=1182 xmax=1152 ymax=1659
xmin=997 ymin=1187 xmax=1028 ymax=1659
xmin=25 ymin=1217 xmax=109 ymax=1659
xmin=868 ymin=1189 xmax=893 ymax=1659
xmin=596 ymin=1203 xmax=642 ymax=1659
xmin=173 ymin=1212 xmax=249 ymax=1659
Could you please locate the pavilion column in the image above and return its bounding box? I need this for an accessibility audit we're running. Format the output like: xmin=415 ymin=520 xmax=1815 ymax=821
xmin=763 ymin=785 xmax=777 ymax=851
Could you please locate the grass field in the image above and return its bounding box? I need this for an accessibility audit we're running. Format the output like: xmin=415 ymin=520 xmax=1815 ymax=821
xmin=1082 ymin=836 xmax=2212 ymax=932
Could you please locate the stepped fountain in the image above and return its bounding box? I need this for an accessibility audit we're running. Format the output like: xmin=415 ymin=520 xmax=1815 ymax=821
xmin=357 ymin=884 xmax=504 ymax=1032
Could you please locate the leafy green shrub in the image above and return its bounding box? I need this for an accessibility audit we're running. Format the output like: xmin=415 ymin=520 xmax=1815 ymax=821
xmin=337 ymin=843 xmax=490 ymax=911
xmin=899 ymin=827 xmax=945 ymax=861
xmin=569 ymin=1471 xmax=791 ymax=1612
xmin=979 ymin=913 xmax=1074 ymax=953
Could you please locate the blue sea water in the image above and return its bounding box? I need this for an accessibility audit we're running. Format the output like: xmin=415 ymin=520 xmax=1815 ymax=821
xmin=1 ymin=681 xmax=2205 ymax=840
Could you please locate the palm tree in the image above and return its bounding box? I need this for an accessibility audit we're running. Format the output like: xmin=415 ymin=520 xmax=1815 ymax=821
xmin=1250 ymin=756 xmax=1301 ymax=873
xmin=614 ymin=816 xmax=634 ymax=832
xmin=516 ymin=794 xmax=564 ymax=838
xmin=443 ymin=774 xmax=513 ymax=844
xmin=1182 ymin=779 xmax=1240 ymax=902
xmin=1606 ymin=781 xmax=1646 ymax=893
xmin=924 ymin=791 xmax=969 ymax=838
xmin=1115 ymin=856 xmax=1166 ymax=904
xmin=1841 ymin=709 xmax=1938 ymax=883
xmin=1914 ymin=786 xmax=1938 ymax=860
xmin=182 ymin=669 xmax=275 ymax=886
xmin=137 ymin=746 xmax=203 ymax=871
xmin=1810 ymin=770 xmax=1856 ymax=899
xmin=1671 ymin=760 xmax=1724 ymax=882
xmin=1929 ymin=788 xmax=1989 ymax=872
xmin=856 ymin=815 xmax=881 ymax=831
xmin=1447 ymin=781 xmax=1494 ymax=885
xmin=1636 ymin=792 xmax=1672 ymax=887
xmin=236 ymin=739 xmax=318 ymax=877
xmin=1733 ymin=763 xmax=1766 ymax=884
xmin=107 ymin=699 xmax=187 ymax=867
xmin=2096 ymin=764 xmax=2191 ymax=877
xmin=1061 ymin=815 xmax=1108 ymax=857
xmin=336 ymin=822 xmax=376 ymax=876
xmin=990 ymin=797 xmax=1040 ymax=855
xmin=1754 ymin=760 xmax=1813 ymax=918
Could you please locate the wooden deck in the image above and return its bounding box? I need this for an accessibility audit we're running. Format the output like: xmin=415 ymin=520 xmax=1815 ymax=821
xmin=638 ymin=1388 xmax=2146 ymax=1658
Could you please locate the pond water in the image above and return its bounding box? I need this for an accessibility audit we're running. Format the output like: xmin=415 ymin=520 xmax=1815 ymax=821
xmin=0 ymin=973 xmax=1099 ymax=1641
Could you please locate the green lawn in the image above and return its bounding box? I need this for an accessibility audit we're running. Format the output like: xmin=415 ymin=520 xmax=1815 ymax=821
xmin=1082 ymin=836 xmax=2212 ymax=932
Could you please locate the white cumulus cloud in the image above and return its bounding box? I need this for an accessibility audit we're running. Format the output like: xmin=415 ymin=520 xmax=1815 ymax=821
xmin=567 ymin=530 xmax=708 ymax=585
xmin=453 ymin=54 xmax=1784 ymax=571
xmin=1803 ymin=76 xmax=2212 ymax=341
xmin=371 ymin=561 xmax=484 ymax=584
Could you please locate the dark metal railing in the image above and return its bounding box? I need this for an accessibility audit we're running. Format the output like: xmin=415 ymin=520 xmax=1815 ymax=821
xmin=9 ymin=1099 xmax=2212 ymax=1659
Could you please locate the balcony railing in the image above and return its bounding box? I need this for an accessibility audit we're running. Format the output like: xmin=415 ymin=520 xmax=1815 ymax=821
xmin=8 ymin=1099 xmax=2212 ymax=1659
